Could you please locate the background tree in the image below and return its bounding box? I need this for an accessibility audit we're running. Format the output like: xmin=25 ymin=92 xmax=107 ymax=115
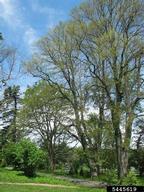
xmin=0 ymin=33 xmax=16 ymax=87
xmin=0 ymin=85 xmax=21 ymax=148
xmin=133 ymin=118 xmax=144 ymax=149
xmin=0 ymin=33 xmax=17 ymax=167
xmin=18 ymin=81 xmax=69 ymax=172
xmin=86 ymin=113 xmax=114 ymax=175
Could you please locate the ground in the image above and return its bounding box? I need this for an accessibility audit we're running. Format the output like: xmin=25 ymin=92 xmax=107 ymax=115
xmin=0 ymin=168 xmax=144 ymax=192
xmin=0 ymin=168 xmax=106 ymax=192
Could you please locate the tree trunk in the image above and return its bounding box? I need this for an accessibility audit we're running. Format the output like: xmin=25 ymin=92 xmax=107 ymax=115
xmin=115 ymin=131 xmax=123 ymax=180
xmin=96 ymin=164 xmax=100 ymax=176
xmin=47 ymin=141 xmax=55 ymax=173
xmin=49 ymin=158 xmax=55 ymax=173
xmin=121 ymin=147 xmax=128 ymax=177
xmin=115 ymin=135 xmax=129 ymax=181
xmin=50 ymin=151 xmax=55 ymax=173
xmin=112 ymin=105 xmax=125 ymax=181
xmin=121 ymin=114 xmax=134 ymax=178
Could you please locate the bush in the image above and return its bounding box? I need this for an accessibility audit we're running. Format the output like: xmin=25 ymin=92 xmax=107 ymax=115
xmin=129 ymin=149 xmax=144 ymax=177
xmin=69 ymin=148 xmax=90 ymax=177
xmin=100 ymin=169 xmax=118 ymax=184
xmin=3 ymin=143 xmax=17 ymax=168
xmin=122 ymin=170 xmax=138 ymax=185
xmin=79 ymin=164 xmax=90 ymax=177
xmin=3 ymin=139 xmax=44 ymax=177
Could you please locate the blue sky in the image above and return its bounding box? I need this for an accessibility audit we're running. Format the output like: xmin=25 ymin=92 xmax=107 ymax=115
xmin=0 ymin=0 xmax=83 ymax=90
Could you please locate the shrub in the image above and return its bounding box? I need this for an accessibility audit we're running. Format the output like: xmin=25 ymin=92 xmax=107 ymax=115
xmin=129 ymin=149 xmax=144 ymax=177
xmin=3 ymin=139 xmax=44 ymax=177
xmin=3 ymin=143 xmax=17 ymax=168
xmin=101 ymin=169 xmax=118 ymax=184
xmin=122 ymin=170 xmax=138 ymax=185
xmin=69 ymin=148 xmax=90 ymax=177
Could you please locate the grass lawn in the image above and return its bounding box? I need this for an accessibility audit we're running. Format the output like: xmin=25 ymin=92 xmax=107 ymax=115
xmin=0 ymin=168 xmax=106 ymax=192
xmin=0 ymin=185 xmax=106 ymax=192
xmin=2 ymin=168 xmax=144 ymax=192
xmin=0 ymin=168 xmax=72 ymax=185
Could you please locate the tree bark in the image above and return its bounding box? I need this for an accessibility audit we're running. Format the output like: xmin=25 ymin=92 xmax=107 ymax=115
xmin=112 ymin=104 xmax=125 ymax=180
xmin=121 ymin=147 xmax=129 ymax=177
xmin=113 ymin=116 xmax=134 ymax=181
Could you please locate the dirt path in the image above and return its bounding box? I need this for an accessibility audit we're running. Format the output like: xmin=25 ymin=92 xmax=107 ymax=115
xmin=0 ymin=182 xmax=78 ymax=188
xmin=0 ymin=177 xmax=107 ymax=188
xmin=55 ymin=176 xmax=107 ymax=188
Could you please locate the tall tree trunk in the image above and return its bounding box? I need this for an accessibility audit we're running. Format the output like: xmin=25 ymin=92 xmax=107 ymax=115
xmin=47 ymin=140 xmax=55 ymax=173
xmin=114 ymin=122 xmax=132 ymax=181
xmin=121 ymin=147 xmax=129 ymax=177
xmin=115 ymin=128 xmax=123 ymax=180
xmin=112 ymin=104 xmax=125 ymax=180
xmin=122 ymin=114 xmax=134 ymax=177
xmin=96 ymin=104 xmax=104 ymax=176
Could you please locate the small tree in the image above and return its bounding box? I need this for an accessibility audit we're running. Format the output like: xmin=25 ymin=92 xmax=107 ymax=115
xmin=19 ymin=81 xmax=69 ymax=173
xmin=3 ymin=139 xmax=44 ymax=177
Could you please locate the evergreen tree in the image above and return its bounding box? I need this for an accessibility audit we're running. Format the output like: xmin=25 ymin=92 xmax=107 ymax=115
xmin=0 ymin=85 xmax=20 ymax=147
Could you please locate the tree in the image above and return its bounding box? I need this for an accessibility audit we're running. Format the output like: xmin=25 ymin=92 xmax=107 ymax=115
xmin=25 ymin=0 xmax=144 ymax=180
xmin=0 ymin=33 xmax=16 ymax=87
xmin=25 ymin=22 xmax=99 ymax=175
xmin=3 ymin=139 xmax=44 ymax=177
xmin=0 ymin=85 xmax=21 ymax=147
xmin=86 ymin=113 xmax=115 ymax=175
xmin=70 ymin=0 xmax=144 ymax=180
xmin=0 ymin=33 xmax=17 ymax=151
xmin=19 ymin=81 xmax=69 ymax=172
xmin=134 ymin=118 xmax=144 ymax=149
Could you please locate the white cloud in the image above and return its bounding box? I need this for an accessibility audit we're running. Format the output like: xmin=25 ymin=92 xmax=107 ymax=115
xmin=23 ymin=27 xmax=38 ymax=53
xmin=0 ymin=0 xmax=66 ymax=53
xmin=0 ymin=0 xmax=38 ymax=53
xmin=0 ymin=0 xmax=21 ymax=27
xmin=31 ymin=0 xmax=65 ymax=29
xmin=31 ymin=0 xmax=64 ymax=15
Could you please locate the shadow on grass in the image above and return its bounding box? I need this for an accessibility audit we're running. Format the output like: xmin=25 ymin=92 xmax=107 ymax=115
xmin=16 ymin=172 xmax=40 ymax=178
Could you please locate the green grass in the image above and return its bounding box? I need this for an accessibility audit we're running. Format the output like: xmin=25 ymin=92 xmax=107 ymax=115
xmin=0 ymin=168 xmax=72 ymax=185
xmin=0 ymin=168 xmax=106 ymax=192
xmin=137 ymin=177 xmax=144 ymax=185
xmin=0 ymin=185 xmax=106 ymax=192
